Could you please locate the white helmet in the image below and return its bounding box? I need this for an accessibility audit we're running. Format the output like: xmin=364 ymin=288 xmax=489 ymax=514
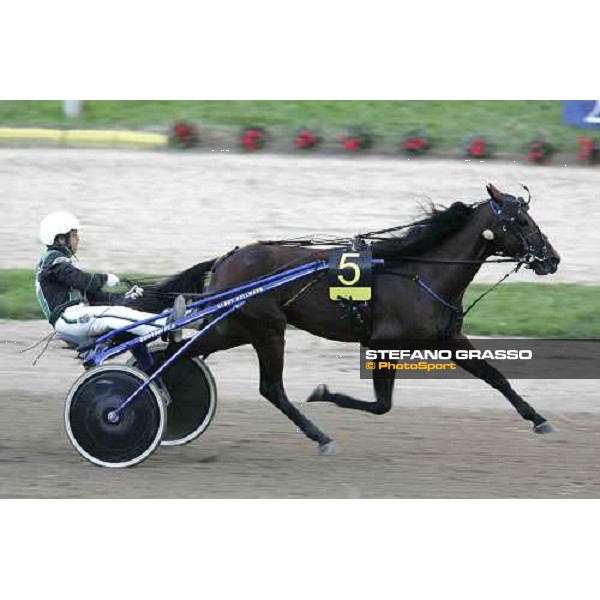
xmin=39 ymin=212 xmax=80 ymax=246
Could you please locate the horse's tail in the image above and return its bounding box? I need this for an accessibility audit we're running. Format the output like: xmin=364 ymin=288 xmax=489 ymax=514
xmin=125 ymin=258 xmax=218 ymax=313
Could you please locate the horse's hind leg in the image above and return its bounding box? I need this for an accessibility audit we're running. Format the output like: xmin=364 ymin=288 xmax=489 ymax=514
xmin=252 ymin=330 xmax=336 ymax=455
xmin=451 ymin=335 xmax=553 ymax=433
xmin=308 ymin=359 xmax=397 ymax=415
xmin=179 ymin=321 xmax=250 ymax=359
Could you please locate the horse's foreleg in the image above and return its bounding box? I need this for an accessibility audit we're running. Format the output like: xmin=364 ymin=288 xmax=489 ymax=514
xmin=451 ymin=335 xmax=554 ymax=432
xmin=253 ymin=333 xmax=336 ymax=454
xmin=307 ymin=358 xmax=396 ymax=415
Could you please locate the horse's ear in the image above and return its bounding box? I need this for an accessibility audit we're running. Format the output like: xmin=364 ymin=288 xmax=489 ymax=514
xmin=486 ymin=183 xmax=505 ymax=204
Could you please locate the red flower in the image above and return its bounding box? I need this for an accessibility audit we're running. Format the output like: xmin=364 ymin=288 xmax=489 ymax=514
xmin=340 ymin=129 xmax=373 ymax=152
xmin=241 ymin=133 xmax=254 ymax=150
xmin=294 ymin=130 xmax=319 ymax=149
xmin=469 ymin=138 xmax=486 ymax=156
xmin=174 ymin=123 xmax=188 ymax=138
xmin=240 ymin=128 xmax=268 ymax=151
xmin=403 ymin=137 xmax=429 ymax=153
xmin=170 ymin=121 xmax=199 ymax=148
xmin=463 ymin=135 xmax=494 ymax=159
xmin=404 ymin=139 xmax=421 ymax=149
xmin=343 ymin=138 xmax=361 ymax=151
xmin=526 ymin=140 xmax=554 ymax=163
xmin=576 ymin=137 xmax=598 ymax=163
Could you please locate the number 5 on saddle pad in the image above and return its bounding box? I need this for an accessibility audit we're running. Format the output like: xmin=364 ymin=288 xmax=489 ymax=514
xmin=328 ymin=249 xmax=372 ymax=301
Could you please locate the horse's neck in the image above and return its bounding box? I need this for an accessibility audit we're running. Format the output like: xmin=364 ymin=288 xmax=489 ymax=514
xmin=418 ymin=213 xmax=490 ymax=301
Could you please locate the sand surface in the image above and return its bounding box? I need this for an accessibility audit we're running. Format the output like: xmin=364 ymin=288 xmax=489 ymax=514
xmin=1 ymin=320 xmax=598 ymax=498
xmin=2 ymin=148 xmax=600 ymax=283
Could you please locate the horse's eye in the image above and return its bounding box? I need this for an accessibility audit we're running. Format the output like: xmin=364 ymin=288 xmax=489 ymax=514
xmin=517 ymin=215 xmax=528 ymax=227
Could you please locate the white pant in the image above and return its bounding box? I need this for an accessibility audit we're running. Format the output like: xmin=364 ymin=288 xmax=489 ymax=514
xmin=54 ymin=303 xmax=167 ymax=339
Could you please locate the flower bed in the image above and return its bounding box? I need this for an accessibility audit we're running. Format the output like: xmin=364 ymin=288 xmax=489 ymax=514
xmin=526 ymin=139 xmax=555 ymax=164
xmin=294 ymin=128 xmax=321 ymax=150
xmin=464 ymin=134 xmax=494 ymax=159
xmin=576 ymin=137 xmax=599 ymax=165
xmin=169 ymin=121 xmax=199 ymax=149
xmin=339 ymin=127 xmax=373 ymax=152
xmin=401 ymin=129 xmax=431 ymax=156
xmin=240 ymin=126 xmax=269 ymax=151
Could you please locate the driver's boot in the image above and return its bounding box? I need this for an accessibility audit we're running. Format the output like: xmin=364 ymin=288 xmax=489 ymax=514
xmin=162 ymin=294 xmax=186 ymax=344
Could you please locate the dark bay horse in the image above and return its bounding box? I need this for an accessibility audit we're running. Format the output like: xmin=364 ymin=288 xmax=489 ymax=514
xmin=133 ymin=184 xmax=560 ymax=454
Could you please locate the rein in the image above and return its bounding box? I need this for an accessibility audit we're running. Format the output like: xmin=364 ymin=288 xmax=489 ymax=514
xmin=380 ymin=256 xmax=519 ymax=264
xmin=131 ymin=196 xmax=539 ymax=317
xmin=384 ymin=262 xmax=523 ymax=317
xmin=123 ymin=254 xmax=324 ymax=302
xmin=460 ymin=263 xmax=522 ymax=318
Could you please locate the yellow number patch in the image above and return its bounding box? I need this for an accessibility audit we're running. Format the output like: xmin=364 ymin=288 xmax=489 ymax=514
xmin=329 ymin=250 xmax=372 ymax=301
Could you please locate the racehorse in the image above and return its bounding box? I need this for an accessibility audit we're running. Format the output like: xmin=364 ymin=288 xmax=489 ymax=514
xmin=131 ymin=184 xmax=560 ymax=454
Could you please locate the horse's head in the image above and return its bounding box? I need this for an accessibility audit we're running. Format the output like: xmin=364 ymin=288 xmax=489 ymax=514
xmin=482 ymin=183 xmax=560 ymax=275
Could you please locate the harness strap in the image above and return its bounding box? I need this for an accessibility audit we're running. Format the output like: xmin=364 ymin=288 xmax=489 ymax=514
xmin=384 ymin=262 xmax=523 ymax=318
xmin=412 ymin=275 xmax=463 ymax=314
xmin=489 ymin=199 xmax=503 ymax=216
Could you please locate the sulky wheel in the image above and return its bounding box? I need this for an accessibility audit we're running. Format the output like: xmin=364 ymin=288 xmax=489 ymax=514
xmin=128 ymin=345 xmax=217 ymax=446
xmin=64 ymin=365 xmax=165 ymax=468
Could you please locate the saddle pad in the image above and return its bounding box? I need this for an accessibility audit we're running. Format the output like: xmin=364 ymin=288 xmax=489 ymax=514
xmin=328 ymin=248 xmax=372 ymax=301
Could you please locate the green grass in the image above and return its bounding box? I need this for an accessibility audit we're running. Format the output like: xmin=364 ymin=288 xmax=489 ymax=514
xmin=0 ymin=269 xmax=150 ymax=321
xmin=463 ymin=283 xmax=600 ymax=338
xmin=0 ymin=100 xmax=590 ymax=153
xmin=2 ymin=269 xmax=598 ymax=338
xmin=0 ymin=269 xmax=43 ymax=320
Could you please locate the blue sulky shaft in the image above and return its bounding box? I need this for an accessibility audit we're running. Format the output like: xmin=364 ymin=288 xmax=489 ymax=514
xmin=92 ymin=259 xmax=330 ymax=366
xmin=185 ymin=260 xmax=327 ymax=310
xmin=107 ymin=300 xmax=246 ymax=421
xmin=90 ymin=256 xmax=386 ymax=368
xmin=95 ymin=259 xmax=328 ymax=346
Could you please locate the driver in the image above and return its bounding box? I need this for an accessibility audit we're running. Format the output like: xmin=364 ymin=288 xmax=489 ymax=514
xmin=35 ymin=212 xmax=184 ymax=340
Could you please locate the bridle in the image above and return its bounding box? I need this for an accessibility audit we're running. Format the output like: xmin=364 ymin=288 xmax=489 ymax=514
xmin=487 ymin=186 xmax=550 ymax=268
xmin=384 ymin=186 xmax=555 ymax=326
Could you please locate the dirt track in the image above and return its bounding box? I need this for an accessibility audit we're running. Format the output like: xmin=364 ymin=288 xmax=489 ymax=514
xmin=1 ymin=320 xmax=599 ymax=498
xmin=3 ymin=148 xmax=600 ymax=283
xmin=5 ymin=395 xmax=600 ymax=499
xmin=1 ymin=148 xmax=599 ymax=497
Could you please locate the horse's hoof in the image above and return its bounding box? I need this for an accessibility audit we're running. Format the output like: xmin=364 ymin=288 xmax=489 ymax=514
xmin=534 ymin=421 xmax=556 ymax=434
xmin=318 ymin=441 xmax=337 ymax=456
xmin=307 ymin=384 xmax=328 ymax=403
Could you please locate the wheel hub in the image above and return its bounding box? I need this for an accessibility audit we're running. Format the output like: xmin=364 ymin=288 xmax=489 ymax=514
xmin=106 ymin=410 xmax=120 ymax=424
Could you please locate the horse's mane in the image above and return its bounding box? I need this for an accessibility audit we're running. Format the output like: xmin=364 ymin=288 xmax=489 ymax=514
xmin=369 ymin=201 xmax=477 ymax=260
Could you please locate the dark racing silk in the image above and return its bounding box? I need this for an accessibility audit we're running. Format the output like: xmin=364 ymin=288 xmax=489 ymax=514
xmin=35 ymin=244 xmax=113 ymax=324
